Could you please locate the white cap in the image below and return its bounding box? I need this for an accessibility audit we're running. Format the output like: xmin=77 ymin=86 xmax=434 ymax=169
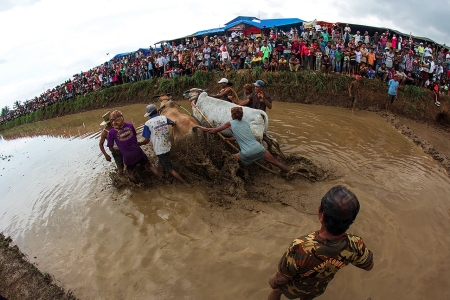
xmin=217 ymin=78 xmax=228 ymax=84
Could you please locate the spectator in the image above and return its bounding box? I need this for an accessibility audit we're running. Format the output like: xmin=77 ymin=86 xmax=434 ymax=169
xmin=386 ymin=74 xmax=399 ymax=112
xmin=261 ymin=40 xmax=271 ymax=63
xmin=251 ymin=52 xmax=262 ymax=68
xmin=231 ymin=56 xmax=240 ymax=70
xmin=279 ymin=55 xmax=287 ymax=72
xmin=289 ymin=54 xmax=300 ymax=72
xmin=322 ymin=55 xmax=332 ymax=75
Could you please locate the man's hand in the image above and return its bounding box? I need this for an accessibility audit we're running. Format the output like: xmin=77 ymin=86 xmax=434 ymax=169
xmin=201 ymin=127 xmax=210 ymax=132
xmin=105 ymin=154 xmax=112 ymax=162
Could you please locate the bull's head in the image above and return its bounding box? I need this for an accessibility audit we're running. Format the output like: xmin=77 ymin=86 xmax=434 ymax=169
xmin=152 ymin=93 xmax=173 ymax=103
xmin=183 ymin=88 xmax=205 ymax=100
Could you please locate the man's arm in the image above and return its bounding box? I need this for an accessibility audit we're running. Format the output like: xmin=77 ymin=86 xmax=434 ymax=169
xmin=209 ymin=88 xmax=229 ymax=99
xmin=349 ymin=84 xmax=352 ymax=97
xmin=201 ymin=121 xmax=231 ymax=133
xmin=138 ymin=137 xmax=150 ymax=146
xmin=140 ymin=125 xmax=151 ymax=146
xmin=166 ymin=118 xmax=176 ymax=126
xmin=261 ymin=92 xmax=272 ymax=109
xmin=99 ymin=130 xmax=111 ymax=161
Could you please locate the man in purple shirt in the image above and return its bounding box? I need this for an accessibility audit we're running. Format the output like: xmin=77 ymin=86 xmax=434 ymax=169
xmin=107 ymin=110 xmax=159 ymax=182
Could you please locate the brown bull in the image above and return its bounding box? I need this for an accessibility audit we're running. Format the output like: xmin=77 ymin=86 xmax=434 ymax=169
xmin=157 ymin=94 xmax=200 ymax=146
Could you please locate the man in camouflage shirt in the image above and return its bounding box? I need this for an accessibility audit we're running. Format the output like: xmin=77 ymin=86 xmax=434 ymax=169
xmin=268 ymin=185 xmax=374 ymax=300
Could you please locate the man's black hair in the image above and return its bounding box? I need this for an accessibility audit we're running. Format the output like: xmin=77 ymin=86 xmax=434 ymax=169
xmin=319 ymin=185 xmax=360 ymax=236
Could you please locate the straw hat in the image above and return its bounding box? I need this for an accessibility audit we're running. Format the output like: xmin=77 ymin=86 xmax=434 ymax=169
xmin=100 ymin=111 xmax=111 ymax=126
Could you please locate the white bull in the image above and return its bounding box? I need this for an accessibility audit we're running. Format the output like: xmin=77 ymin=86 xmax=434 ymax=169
xmin=183 ymin=88 xmax=284 ymax=157
xmin=184 ymin=89 xmax=267 ymax=141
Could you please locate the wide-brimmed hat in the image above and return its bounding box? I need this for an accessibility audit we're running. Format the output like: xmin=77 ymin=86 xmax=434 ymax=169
xmin=144 ymin=104 xmax=157 ymax=117
xmin=100 ymin=111 xmax=111 ymax=126
xmin=218 ymin=78 xmax=229 ymax=84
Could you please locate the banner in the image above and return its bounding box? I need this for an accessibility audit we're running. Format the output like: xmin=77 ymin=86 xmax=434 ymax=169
xmin=303 ymin=19 xmax=316 ymax=29
xmin=228 ymin=24 xmax=245 ymax=31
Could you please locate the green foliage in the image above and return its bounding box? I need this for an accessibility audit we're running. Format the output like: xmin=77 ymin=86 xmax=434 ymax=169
xmin=252 ymin=66 xmax=263 ymax=78
xmin=1 ymin=106 xmax=9 ymax=118
xmin=403 ymin=85 xmax=426 ymax=102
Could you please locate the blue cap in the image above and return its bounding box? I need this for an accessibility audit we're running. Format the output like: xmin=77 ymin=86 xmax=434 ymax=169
xmin=253 ymin=80 xmax=265 ymax=87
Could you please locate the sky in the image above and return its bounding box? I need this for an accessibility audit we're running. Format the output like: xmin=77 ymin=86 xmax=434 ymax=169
xmin=1 ymin=0 xmax=449 ymax=110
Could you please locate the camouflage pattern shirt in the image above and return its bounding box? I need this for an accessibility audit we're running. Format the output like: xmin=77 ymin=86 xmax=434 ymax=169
xmin=276 ymin=231 xmax=373 ymax=299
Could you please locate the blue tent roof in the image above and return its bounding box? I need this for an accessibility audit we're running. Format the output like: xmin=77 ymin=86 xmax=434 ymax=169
xmin=112 ymin=48 xmax=151 ymax=60
xmin=260 ymin=18 xmax=303 ymax=28
xmin=224 ymin=16 xmax=259 ymax=26
xmin=193 ymin=27 xmax=226 ymax=36
xmin=223 ymin=17 xmax=303 ymax=30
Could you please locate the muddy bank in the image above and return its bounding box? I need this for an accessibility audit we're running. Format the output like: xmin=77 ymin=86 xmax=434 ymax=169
xmin=379 ymin=112 xmax=450 ymax=176
xmin=110 ymin=132 xmax=336 ymax=212
xmin=0 ymin=233 xmax=78 ymax=300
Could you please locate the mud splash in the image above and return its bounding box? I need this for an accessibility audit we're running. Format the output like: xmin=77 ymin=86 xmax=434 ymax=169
xmin=110 ymin=132 xmax=334 ymax=211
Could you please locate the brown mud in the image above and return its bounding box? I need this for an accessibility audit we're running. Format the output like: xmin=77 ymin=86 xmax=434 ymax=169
xmin=110 ymin=131 xmax=336 ymax=212
xmin=0 ymin=233 xmax=78 ymax=300
xmin=379 ymin=112 xmax=450 ymax=176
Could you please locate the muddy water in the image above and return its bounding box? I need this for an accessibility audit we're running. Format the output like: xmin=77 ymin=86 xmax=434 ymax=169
xmin=1 ymin=102 xmax=450 ymax=300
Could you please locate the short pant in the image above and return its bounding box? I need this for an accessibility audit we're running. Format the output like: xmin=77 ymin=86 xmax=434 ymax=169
xmin=112 ymin=152 xmax=124 ymax=170
xmin=157 ymin=153 xmax=174 ymax=173
xmin=351 ymin=96 xmax=357 ymax=104
xmin=126 ymin=155 xmax=148 ymax=171
xmin=387 ymin=94 xmax=396 ymax=104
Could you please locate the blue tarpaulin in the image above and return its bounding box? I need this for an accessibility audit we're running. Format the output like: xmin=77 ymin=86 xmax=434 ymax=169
xmin=223 ymin=18 xmax=303 ymax=31
xmin=112 ymin=48 xmax=153 ymax=60
xmin=224 ymin=16 xmax=260 ymax=26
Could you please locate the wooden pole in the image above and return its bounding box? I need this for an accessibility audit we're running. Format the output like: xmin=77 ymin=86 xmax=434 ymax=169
xmin=190 ymin=100 xmax=279 ymax=175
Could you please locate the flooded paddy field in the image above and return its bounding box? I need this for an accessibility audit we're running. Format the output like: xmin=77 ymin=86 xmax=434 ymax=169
xmin=1 ymin=102 xmax=449 ymax=299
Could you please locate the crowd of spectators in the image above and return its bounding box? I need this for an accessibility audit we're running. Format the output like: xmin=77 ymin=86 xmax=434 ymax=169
xmin=2 ymin=23 xmax=450 ymax=125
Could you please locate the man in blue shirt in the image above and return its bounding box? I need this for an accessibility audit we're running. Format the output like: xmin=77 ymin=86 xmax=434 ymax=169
xmin=386 ymin=74 xmax=399 ymax=113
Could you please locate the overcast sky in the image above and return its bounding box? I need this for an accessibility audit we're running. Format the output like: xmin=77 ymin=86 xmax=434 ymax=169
xmin=1 ymin=0 xmax=449 ymax=109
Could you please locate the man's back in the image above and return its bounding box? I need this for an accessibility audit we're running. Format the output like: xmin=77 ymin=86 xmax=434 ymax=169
xmin=107 ymin=122 xmax=144 ymax=165
xmin=277 ymin=231 xmax=373 ymax=299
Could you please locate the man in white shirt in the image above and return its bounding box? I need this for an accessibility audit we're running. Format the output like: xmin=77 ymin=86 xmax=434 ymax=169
xmin=354 ymin=31 xmax=362 ymax=44
xmin=156 ymin=53 xmax=165 ymax=77
xmin=141 ymin=104 xmax=187 ymax=185
xmin=424 ymin=45 xmax=433 ymax=58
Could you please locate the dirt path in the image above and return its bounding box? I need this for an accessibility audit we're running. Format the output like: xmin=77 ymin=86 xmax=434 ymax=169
xmin=0 ymin=233 xmax=78 ymax=300
xmin=379 ymin=112 xmax=450 ymax=175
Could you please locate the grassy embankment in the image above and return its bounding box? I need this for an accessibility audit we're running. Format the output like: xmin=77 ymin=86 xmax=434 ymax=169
xmin=1 ymin=68 xmax=448 ymax=131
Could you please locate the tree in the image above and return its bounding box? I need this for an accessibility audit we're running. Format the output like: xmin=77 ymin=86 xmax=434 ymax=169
xmin=13 ymin=101 xmax=21 ymax=110
xmin=1 ymin=106 xmax=9 ymax=117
